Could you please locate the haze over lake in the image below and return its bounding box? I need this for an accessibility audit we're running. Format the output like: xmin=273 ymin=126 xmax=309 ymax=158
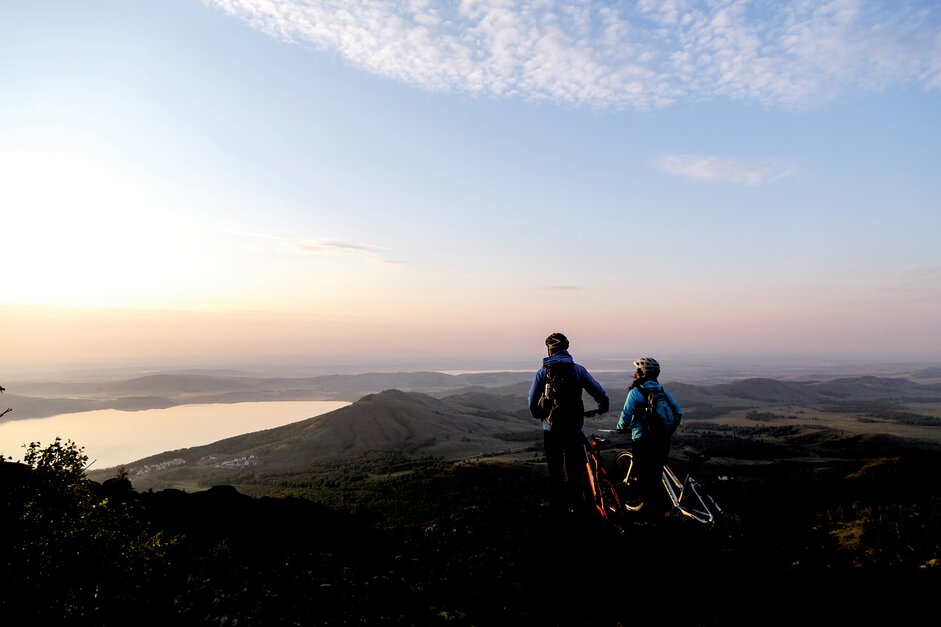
xmin=0 ymin=401 xmax=350 ymax=470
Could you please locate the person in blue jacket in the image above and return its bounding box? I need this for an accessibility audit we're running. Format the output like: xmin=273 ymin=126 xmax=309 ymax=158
xmin=528 ymin=332 xmax=609 ymax=512
xmin=616 ymin=356 xmax=683 ymax=520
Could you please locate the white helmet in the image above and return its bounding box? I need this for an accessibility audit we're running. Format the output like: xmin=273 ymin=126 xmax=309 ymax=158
xmin=633 ymin=357 xmax=660 ymax=375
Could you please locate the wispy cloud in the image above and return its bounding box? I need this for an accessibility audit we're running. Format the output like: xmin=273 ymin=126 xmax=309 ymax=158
xmin=217 ymin=224 xmax=400 ymax=263
xmin=655 ymin=153 xmax=797 ymax=185
xmin=294 ymin=238 xmax=394 ymax=262
xmin=201 ymin=0 xmax=940 ymax=110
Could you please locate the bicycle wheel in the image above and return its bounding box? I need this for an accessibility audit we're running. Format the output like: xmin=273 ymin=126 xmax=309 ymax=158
xmin=613 ymin=450 xmax=641 ymax=499
xmin=614 ymin=450 xmax=634 ymax=483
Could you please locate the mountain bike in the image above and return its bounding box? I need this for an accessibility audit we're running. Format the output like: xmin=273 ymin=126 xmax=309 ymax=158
xmin=578 ymin=409 xmax=627 ymax=532
xmin=614 ymin=447 xmax=722 ymax=525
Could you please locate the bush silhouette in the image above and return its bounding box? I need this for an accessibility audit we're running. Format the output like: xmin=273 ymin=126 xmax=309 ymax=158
xmin=1 ymin=438 xmax=169 ymax=622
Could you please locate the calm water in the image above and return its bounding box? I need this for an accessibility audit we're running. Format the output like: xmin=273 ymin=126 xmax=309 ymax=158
xmin=0 ymin=400 xmax=350 ymax=470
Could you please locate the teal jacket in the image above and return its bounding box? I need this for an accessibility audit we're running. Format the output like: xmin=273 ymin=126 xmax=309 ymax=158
xmin=616 ymin=380 xmax=683 ymax=440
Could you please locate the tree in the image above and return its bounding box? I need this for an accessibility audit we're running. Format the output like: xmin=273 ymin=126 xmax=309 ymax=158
xmin=1 ymin=437 xmax=170 ymax=621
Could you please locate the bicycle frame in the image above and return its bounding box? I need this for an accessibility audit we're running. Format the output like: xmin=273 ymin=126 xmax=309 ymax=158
xmin=581 ymin=433 xmax=625 ymax=529
xmin=616 ymin=450 xmax=721 ymax=525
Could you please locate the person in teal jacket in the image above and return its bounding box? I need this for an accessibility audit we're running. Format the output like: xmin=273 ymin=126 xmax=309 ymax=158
xmin=616 ymin=357 xmax=683 ymax=520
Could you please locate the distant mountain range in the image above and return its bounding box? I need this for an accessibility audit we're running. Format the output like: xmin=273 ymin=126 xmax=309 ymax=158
xmin=3 ymin=371 xmax=537 ymax=420
xmin=64 ymin=370 xmax=941 ymax=489
xmin=8 ymin=369 xmax=941 ymax=421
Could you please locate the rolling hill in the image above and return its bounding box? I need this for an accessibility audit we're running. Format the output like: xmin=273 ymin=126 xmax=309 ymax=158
xmin=78 ymin=371 xmax=941 ymax=494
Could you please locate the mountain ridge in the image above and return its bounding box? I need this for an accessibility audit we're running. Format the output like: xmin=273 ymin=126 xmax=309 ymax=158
xmin=7 ymin=370 xmax=941 ymax=421
xmin=78 ymin=371 xmax=941 ymax=493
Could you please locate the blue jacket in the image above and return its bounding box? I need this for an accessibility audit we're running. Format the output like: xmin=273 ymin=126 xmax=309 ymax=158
xmin=528 ymin=350 xmax=609 ymax=432
xmin=616 ymin=380 xmax=683 ymax=440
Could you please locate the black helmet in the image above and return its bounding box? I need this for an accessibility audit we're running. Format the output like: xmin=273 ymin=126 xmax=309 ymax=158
xmin=633 ymin=357 xmax=660 ymax=375
xmin=545 ymin=332 xmax=569 ymax=351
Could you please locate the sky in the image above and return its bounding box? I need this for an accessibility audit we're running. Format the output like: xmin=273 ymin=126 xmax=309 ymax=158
xmin=1 ymin=0 xmax=940 ymax=378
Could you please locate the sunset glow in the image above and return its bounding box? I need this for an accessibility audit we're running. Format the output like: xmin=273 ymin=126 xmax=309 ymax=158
xmin=2 ymin=1 xmax=939 ymax=377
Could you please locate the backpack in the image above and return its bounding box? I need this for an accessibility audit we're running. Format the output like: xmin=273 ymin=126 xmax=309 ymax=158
xmin=544 ymin=361 xmax=585 ymax=429
xmin=640 ymin=384 xmax=681 ymax=435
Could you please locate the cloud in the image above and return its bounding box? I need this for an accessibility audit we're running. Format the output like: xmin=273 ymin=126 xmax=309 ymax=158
xmin=654 ymin=153 xmax=797 ymax=185
xmin=294 ymin=238 xmax=392 ymax=261
xmin=218 ymin=224 xmax=400 ymax=263
xmin=201 ymin=0 xmax=941 ymax=109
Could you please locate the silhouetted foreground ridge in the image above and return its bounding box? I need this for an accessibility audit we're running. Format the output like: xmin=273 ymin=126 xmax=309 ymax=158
xmin=2 ymin=448 xmax=940 ymax=626
xmin=4 ymin=373 xmax=941 ymax=625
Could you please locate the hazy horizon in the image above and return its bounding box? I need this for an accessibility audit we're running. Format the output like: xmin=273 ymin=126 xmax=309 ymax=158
xmin=2 ymin=2 xmax=938 ymax=376
xmin=2 ymin=353 xmax=939 ymax=389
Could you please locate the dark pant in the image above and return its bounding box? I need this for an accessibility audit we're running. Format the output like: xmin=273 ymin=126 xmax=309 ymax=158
xmin=632 ymin=431 xmax=673 ymax=514
xmin=544 ymin=428 xmax=588 ymax=508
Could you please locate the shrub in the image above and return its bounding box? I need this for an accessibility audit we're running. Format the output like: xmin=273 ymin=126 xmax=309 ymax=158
xmin=1 ymin=438 xmax=169 ymax=622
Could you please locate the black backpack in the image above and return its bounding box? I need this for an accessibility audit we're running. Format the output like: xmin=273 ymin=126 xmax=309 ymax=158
xmin=544 ymin=361 xmax=585 ymax=429
xmin=639 ymin=384 xmax=680 ymax=434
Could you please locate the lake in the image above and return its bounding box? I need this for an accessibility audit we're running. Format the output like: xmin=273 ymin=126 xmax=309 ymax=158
xmin=0 ymin=400 xmax=350 ymax=470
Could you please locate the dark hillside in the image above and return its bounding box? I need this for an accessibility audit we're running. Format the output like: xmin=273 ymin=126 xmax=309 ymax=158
xmin=8 ymin=366 xmax=941 ymax=626
xmin=9 ymin=373 xmax=941 ymax=624
xmin=4 ymin=444 xmax=939 ymax=626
